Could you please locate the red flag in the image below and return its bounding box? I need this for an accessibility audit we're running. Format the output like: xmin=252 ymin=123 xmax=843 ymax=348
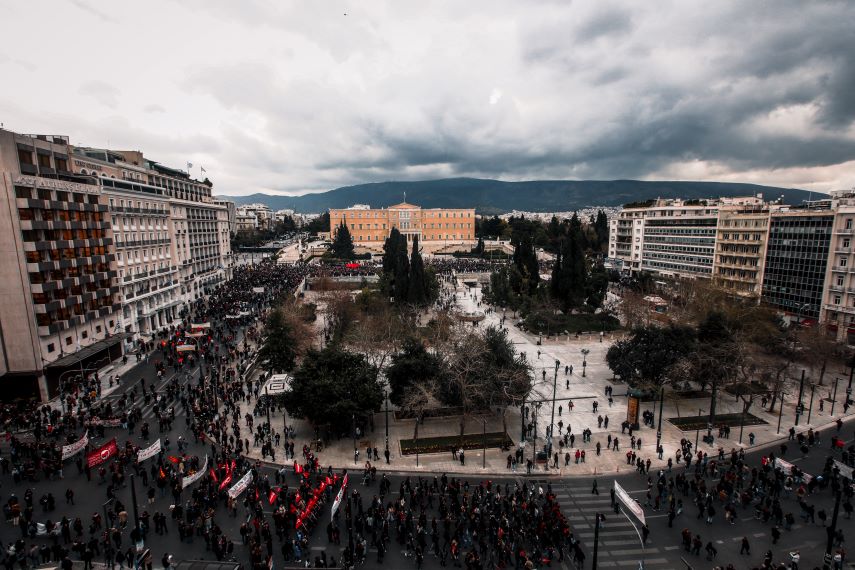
xmin=168 ymin=456 xmax=180 ymax=464
xmin=268 ymin=488 xmax=279 ymax=505
xmin=218 ymin=473 xmax=233 ymax=491
xmin=209 ymin=468 xmax=219 ymax=483
xmin=159 ymin=467 xmax=166 ymax=479
xmin=86 ymin=438 xmax=118 ymax=468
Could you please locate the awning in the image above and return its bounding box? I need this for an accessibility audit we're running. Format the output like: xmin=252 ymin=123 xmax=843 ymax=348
xmin=46 ymin=334 xmax=130 ymax=369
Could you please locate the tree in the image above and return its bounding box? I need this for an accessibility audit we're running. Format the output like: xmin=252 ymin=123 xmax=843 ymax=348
xmin=283 ymin=346 xmax=383 ymax=435
xmin=606 ymin=325 xmax=696 ymax=388
xmin=306 ymin=212 xmax=330 ymax=235
xmin=408 ymin=236 xmax=428 ymax=305
xmin=551 ymin=225 xmax=587 ymax=311
xmin=386 ymin=337 xmax=449 ymax=410
xmin=511 ymin=235 xmax=539 ymax=296
xmin=330 ymin=222 xmax=355 ymax=259
xmin=258 ymin=303 xmax=314 ymax=373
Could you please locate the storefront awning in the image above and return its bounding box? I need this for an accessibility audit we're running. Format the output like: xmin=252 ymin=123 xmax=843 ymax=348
xmin=46 ymin=334 xmax=130 ymax=369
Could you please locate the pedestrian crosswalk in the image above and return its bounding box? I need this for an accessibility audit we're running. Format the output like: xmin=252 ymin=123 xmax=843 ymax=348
xmin=557 ymin=483 xmax=670 ymax=568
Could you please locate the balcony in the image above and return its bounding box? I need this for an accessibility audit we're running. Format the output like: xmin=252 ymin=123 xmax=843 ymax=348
xmin=826 ymin=304 xmax=855 ymax=315
xmin=836 ymin=228 xmax=855 ymax=235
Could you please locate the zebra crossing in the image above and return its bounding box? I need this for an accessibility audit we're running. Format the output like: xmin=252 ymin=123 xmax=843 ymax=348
xmin=556 ymin=482 xmax=671 ymax=568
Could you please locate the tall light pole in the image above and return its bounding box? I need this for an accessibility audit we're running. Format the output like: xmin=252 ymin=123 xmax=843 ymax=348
xmin=532 ymin=402 xmax=542 ymax=468
xmin=581 ymin=348 xmax=590 ymax=378
xmin=384 ymin=389 xmax=390 ymax=463
xmin=796 ymin=370 xmax=806 ymax=426
xmin=695 ymin=408 xmax=704 ymax=449
xmin=831 ymin=377 xmax=840 ymax=416
xmin=655 ymin=386 xmax=664 ymax=458
xmin=548 ymin=359 xmax=560 ymax=469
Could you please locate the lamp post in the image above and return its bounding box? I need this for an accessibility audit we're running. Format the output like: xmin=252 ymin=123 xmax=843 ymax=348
xmin=796 ymin=370 xmax=806 ymax=426
xmin=822 ymin=484 xmax=843 ymax=570
xmin=695 ymin=408 xmax=704 ymax=449
xmin=548 ymin=359 xmax=560 ymax=467
xmin=384 ymin=389 xmax=390 ymax=463
xmin=776 ymin=391 xmax=785 ymax=435
xmin=655 ymin=387 xmax=664 ymax=458
xmin=532 ymin=402 xmax=542 ymax=468
xmin=831 ymin=377 xmax=840 ymax=416
xmin=807 ymin=382 xmax=816 ymax=424
xmin=352 ymin=414 xmax=357 ymax=466
xmin=581 ymin=349 xmax=590 ymax=378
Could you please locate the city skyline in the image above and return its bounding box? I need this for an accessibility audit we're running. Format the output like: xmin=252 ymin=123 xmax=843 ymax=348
xmin=1 ymin=1 xmax=854 ymax=197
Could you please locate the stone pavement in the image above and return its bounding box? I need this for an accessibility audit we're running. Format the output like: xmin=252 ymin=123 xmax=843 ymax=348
xmin=239 ymin=277 xmax=855 ymax=477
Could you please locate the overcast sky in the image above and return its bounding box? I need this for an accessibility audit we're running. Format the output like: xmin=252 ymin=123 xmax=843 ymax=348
xmin=1 ymin=1 xmax=854 ymax=197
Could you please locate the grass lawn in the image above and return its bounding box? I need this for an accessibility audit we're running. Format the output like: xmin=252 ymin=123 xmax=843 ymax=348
xmin=399 ymin=432 xmax=513 ymax=455
xmin=522 ymin=311 xmax=620 ymax=336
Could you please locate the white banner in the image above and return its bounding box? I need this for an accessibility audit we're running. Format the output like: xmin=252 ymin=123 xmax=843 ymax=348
xmin=62 ymin=432 xmax=88 ymax=460
xmin=774 ymin=458 xmax=814 ymax=483
xmin=833 ymin=459 xmax=854 ymax=480
xmin=137 ymin=439 xmax=161 ymax=463
xmin=187 ymin=331 xmax=207 ymax=338
xmin=331 ymin=473 xmax=349 ymax=521
xmin=614 ymin=481 xmax=645 ymax=525
xmin=227 ymin=470 xmax=254 ymax=499
xmin=177 ymin=344 xmax=196 ymax=353
xmin=181 ymin=456 xmax=208 ymax=489
xmin=253 ymin=287 xmax=265 ymax=294
xmin=191 ymin=322 xmax=211 ymax=330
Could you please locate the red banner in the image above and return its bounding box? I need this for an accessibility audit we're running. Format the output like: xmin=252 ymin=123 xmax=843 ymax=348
xmin=87 ymin=438 xmax=118 ymax=468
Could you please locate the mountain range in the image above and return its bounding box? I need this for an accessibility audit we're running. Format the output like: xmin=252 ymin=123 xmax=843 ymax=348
xmin=216 ymin=178 xmax=820 ymax=215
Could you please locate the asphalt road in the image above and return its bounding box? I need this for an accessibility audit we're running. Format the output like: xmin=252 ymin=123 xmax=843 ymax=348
xmin=2 ymin=344 xmax=855 ymax=569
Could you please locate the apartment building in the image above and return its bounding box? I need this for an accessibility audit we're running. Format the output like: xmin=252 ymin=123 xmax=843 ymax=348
xmin=608 ymin=205 xmax=646 ymax=273
xmin=821 ymin=191 xmax=855 ymax=342
xmin=329 ymin=202 xmax=476 ymax=254
xmin=711 ymin=204 xmax=776 ymax=297
xmin=237 ymin=203 xmax=273 ymax=230
xmin=0 ymin=130 xmax=121 ymax=400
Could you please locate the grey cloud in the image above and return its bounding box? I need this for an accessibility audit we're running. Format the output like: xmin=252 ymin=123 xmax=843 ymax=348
xmin=79 ymin=80 xmax=120 ymax=109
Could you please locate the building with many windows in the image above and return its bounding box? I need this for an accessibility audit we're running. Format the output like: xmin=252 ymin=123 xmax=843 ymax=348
xmin=711 ymin=203 xmax=778 ymax=297
xmin=0 ymin=130 xmax=121 ymax=400
xmin=821 ymin=191 xmax=855 ymax=342
xmin=328 ymin=202 xmax=476 ymax=254
xmin=761 ymin=207 xmax=833 ymax=321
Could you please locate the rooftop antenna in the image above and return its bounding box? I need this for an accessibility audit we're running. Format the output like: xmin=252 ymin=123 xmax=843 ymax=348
xmin=404 ymin=191 xmax=406 ymax=203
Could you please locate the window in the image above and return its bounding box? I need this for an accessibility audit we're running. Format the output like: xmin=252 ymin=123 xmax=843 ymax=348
xmin=18 ymin=149 xmax=33 ymax=165
xmin=845 ymin=239 xmax=851 ymax=248
xmin=837 ymin=276 xmax=845 ymax=287
xmin=841 ymin=258 xmax=848 ymax=268
xmin=95 ymin=325 xmax=102 ymax=333
xmin=847 ymin=219 xmax=853 ymax=230
xmin=81 ymin=331 xmax=88 ymax=339
xmin=65 ymin=336 xmax=72 ymax=346
xmin=47 ymin=343 xmax=55 ymax=353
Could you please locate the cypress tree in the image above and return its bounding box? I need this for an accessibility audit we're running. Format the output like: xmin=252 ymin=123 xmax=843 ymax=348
xmin=408 ymin=235 xmax=427 ymax=305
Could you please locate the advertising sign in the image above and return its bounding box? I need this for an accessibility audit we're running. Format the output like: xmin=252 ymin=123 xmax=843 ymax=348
xmin=626 ymin=396 xmax=640 ymax=428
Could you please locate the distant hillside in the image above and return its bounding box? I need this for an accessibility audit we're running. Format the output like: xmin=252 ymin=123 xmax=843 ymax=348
xmin=216 ymin=178 xmax=819 ymax=214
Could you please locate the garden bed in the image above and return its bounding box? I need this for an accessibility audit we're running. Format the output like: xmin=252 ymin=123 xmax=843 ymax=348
xmin=667 ymin=412 xmax=767 ymax=431
xmin=671 ymin=390 xmax=713 ymax=400
xmin=394 ymin=407 xmax=489 ymax=420
xmin=399 ymin=432 xmax=513 ymax=455
xmin=724 ymin=382 xmax=770 ymax=396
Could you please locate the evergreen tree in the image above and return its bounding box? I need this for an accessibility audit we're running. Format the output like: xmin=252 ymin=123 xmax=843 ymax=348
xmin=408 ymin=236 xmax=427 ymax=305
xmin=594 ymin=210 xmax=609 ymax=251
xmin=511 ymin=235 xmax=539 ymax=296
xmin=331 ymin=222 xmax=355 ymax=259
xmin=393 ymin=237 xmax=410 ymax=304
xmin=258 ymin=308 xmax=298 ymax=373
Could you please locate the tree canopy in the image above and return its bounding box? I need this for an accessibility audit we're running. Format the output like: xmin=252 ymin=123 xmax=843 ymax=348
xmin=606 ymin=324 xmax=696 ymax=388
xmin=330 ymin=222 xmax=355 ymax=259
xmin=283 ymin=346 xmax=383 ymax=434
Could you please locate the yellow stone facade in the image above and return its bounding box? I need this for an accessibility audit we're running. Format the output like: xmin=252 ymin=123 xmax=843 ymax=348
xmin=329 ymin=203 xmax=476 ymax=246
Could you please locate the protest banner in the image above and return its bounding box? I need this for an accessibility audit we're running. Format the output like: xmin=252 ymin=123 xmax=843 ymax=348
xmin=182 ymin=456 xmax=208 ymax=489
xmin=61 ymin=432 xmax=88 ymax=460
xmin=614 ymin=481 xmax=645 ymax=525
xmin=227 ymin=470 xmax=253 ymax=499
xmin=137 ymin=439 xmax=161 ymax=463
xmin=87 ymin=438 xmax=118 ymax=468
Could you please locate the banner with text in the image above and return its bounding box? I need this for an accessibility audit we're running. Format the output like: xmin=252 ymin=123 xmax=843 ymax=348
xmin=137 ymin=439 xmax=161 ymax=463
xmin=331 ymin=473 xmax=349 ymax=521
xmin=227 ymin=470 xmax=253 ymax=499
xmin=774 ymin=458 xmax=814 ymax=483
xmin=61 ymin=432 xmax=89 ymax=460
xmin=87 ymin=438 xmax=118 ymax=468
xmin=614 ymin=481 xmax=645 ymax=525
xmin=182 ymin=456 xmax=208 ymax=489
xmin=834 ymin=459 xmax=854 ymax=480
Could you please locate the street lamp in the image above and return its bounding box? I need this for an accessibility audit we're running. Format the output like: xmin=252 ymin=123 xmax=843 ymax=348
xmin=384 ymin=389 xmax=390 ymax=464
xmin=548 ymin=359 xmax=560 ymax=470
xmin=695 ymin=408 xmax=705 ymax=449
xmin=532 ymin=401 xmax=542 ymax=468
xmin=581 ymin=348 xmax=590 ymax=378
